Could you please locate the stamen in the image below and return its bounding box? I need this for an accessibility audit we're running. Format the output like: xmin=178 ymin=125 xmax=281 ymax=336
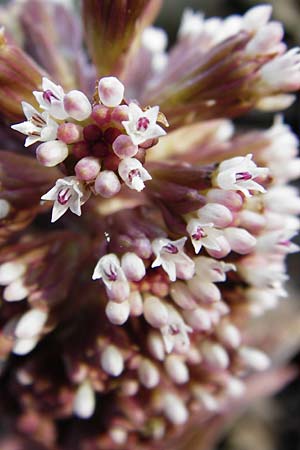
xmin=192 ymin=227 xmax=207 ymax=241
xmin=31 ymin=114 xmax=46 ymax=127
xmin=43 ymin=89 xmax=60 ymax=104
xmin=235 ymin=171 xmax=252 ymax=181
xmin=57 ymin=188 xmax=72 ymax=205
xmin=136 ymin=117 xmax=150 ymax=132
xmin=128 ymin=169 xmax=140 ymax=183
xmin=163 ymin=244 xmax=179 ymax=254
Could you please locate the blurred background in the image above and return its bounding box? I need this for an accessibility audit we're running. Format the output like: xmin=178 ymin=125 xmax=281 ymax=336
xmin=155 ymin=1 xmax=300 ymax=450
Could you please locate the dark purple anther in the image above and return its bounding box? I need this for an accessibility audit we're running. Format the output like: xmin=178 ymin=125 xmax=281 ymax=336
xmin=136 ymin=117 xmax=150 ymax=132
xmin=235 ymin=171 xmax=252 ymax=181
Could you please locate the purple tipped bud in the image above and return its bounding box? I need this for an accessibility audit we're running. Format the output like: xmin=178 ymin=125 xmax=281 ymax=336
xmin=63 ymin=90 xmax=92 ymax=121
xmin=144 ymin=296 xmax=169 ymax=328
xmin=101 ymin=345 xmax=124 ymax=376
xmin=57 ymin=123 xmax=82 ymax=144
xmin=36 ymin=140 xmax=68 ymax=167
xmin=94 ymin=170 xmax=121 ymax=198
xmin=112 ymin=135 xmax=138 ymax=159
xmin=121 ymin=253 xmax=146 ymax=281
xmin=75 ymin=156 xmax=101 ymax=181
xmin=138 ymin=359 xmax=160 ymax=388
xmin=98 ymin=77 xmax=125 ymax=107
xmin=105 ymin=300 xmax=130 ymax=325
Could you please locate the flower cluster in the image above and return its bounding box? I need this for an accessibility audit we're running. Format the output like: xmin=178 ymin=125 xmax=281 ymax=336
xmin=0 ymin=1 xmax=300 ymax=450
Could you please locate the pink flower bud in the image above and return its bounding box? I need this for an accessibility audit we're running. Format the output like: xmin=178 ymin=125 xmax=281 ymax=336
xmin=98 ymin=76 xmax=125 ymax=107
xmin=106 ymin=280 xmax=130 ymax=303
xmin=72 ymin=141 xmax=90 ymax=159
xmin=121 ymin=252 xmax=145 ymax=281
xmin=83 ymin=124 xmax=103 ymax=142
xmin=101 ymin=345 xmax=124 ymax=376
xmin=128 ymin=291 xmax=143 ymax=316
xmin=138 ymin=359 xmax=160 ymax=388
xmin=238 ymin=210 xmax=266 ymax=233
xmin=111 ymin=105 xmax=129 ymax=122
xmin=112 ymin=135 xmax=138 ymax=159
xmin=144 ymin=296 xmax=169 ymax=328
xmin=164 ymin=355 xmax=189 ymax=384
xmin=57 ymin=123 xmax=82 ymax=144
xmin=206 ymin=235 xmax=231 ymax=259
xmin=198 ymin=203 xmax=233 ymax=228
xmin=206 ymin=189 xmax=243 ymax=211
xmin=94 ymin=170 xmax=121 ymax=198
xmin=183 ymin=308 xmax=211 ymax=331
xmin=75 ymin=156 xmax=101 ymax=181
xmin=63 ymin=90 xmax=92 ymax=121
xmin=187 ymin=278 xmax=221 ymax=303
xmin=36 ymin=140 xmax=68 ymax=167
xmin=170 ymin=281 xmax=198 ymax=310
xmin=92 ymin=104 xmax=111 ymax=126
xmin=224 ymin=227 xmax=256 ymax=254
xmin=105 ymin=300 xmax=130 ymax=325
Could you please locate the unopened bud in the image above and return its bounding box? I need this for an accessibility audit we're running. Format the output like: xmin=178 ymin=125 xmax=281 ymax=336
xmin=92 ymin=104 xmax=111 ymax=126
xmin=3 ymin=278 xmax=29 ymax=302
xmin=75 ymin=156 xmax=101 ymax=181
xmin=216 ymin=322 xmax=241 ymax=348
xmin=111 ymin=105 xmax=129 ymax=122
xmin=105 ymin=300 xmax=130 ymax=325
xmin=0 ymin=261 xmax=26 ymax=285
xmin=121 ymin=252 xmax=145 ymax=281
xmin=138 ymin=359 xmax=160 ymax=388
xmin=73 ymin=380 xmax=96 ymax=419
xmin=15 ymin=309 xmax=48 ymax=339
xmin=170 ymin=281 xmax=197 ymax=310
xmin=101 ymin=345 xmax=124 ymax=376
xmin=94 ymin=170 xmax=121 ymax=198
xmin=63 ymin=90 xmax=92 ymax=121
xmin=128 ymin=291 xmax=143 ymax=316
xmin=163 ymin=393 xmax=188 ymax=425
xmin=224 ymin=227 xmax=256 ymax=254
xmin=183 ymin=308 xmax=211 ymax=331
xmin=36 ymin=140 xmax=68 ymax=167
xmin=112 ymin=134 xmax=138 ymax=159
xmin=198 ymin=203 xmax=233 ymax=228
xmin=144 ymin=296 xmax=169 ymax=328
xmin=201 ymin=341 xmax=229 ymax=370
xmin=238 ymin=346 xmax=270 ymax=371
xmin=188 ymin=278 xmax=221 ymax=303
xmin=57 ymin=122 xmax=82 ymax=144
xmin=106 ymin=280 xmax=130 ymax=303
xmin=13 ymin=337 xmax=39 ymax=355
xmin=0 ymin=198 xmax=10 ymax=219
xmin=98 ymin=77 xmax=125 ymax=107
xmin=164 ymin=355 xmax=189 ymax=384
xmin=147 ymin=331 xmax=165 ymax=361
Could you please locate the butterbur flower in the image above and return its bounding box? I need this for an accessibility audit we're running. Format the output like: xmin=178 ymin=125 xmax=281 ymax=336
xmin=0 ymin=1 xmax=300 ymax=450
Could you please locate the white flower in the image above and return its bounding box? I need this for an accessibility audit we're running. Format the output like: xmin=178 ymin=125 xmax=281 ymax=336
xmin=194 ymin=256 xmax=236 ymax=282
xmin=11 ymin=101 xmax=58 ymax=147
xmin=33 ymin=77 xmax=68 ymax=120
xmin=178 ymin=8 xmax=205 ymax=38
xmin=216 ymin=154 xmax=269 ymax=197
xmin=92 ymin=254 xmax=126 ymax=287
xmin=118 ymin=157 xmax=152 ymax=191
xmin=186 ymin=219 xmax=223 ymax=254
xmin=151 ymin=237 xmax=195 ymax=282
xmin=41 ymin=176 xmax=90 ymax=222
xmin=122 ymin=103 xmax=166 ymax=146
xmin=160 ymin=304 xmax=192 ymax=353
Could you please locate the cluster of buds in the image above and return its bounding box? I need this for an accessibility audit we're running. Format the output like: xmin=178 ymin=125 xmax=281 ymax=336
xmin=12 ymin=76 xmax=166 ymax=222
xmin=0 ymin=1 xmax=300 ymax=450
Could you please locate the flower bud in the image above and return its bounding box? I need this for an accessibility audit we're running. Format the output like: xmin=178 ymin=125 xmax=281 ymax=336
xmin=198 ymin=203 xmax=233 ymax=228
xmin=216 ymin=322 xmax=241 ymax=348
xmin=187 ymin=278 xmax=221 ymax=304
xmin=138 ymin=359 xmax=160 ymax=388
xmin=111 ymin=105 xmax=129 ymax=122
xmin=238 ymin=347 xmax=270 ymax=371
xmin=94 ymin=170 xmax=121 ymax=198
xmin=164 ymin=355 xmax=189 ymax=384
xmin=112 ymin=135 xmax=138 ymax=159
xmin=92 ymin=104 xmax=111 ymax=126
xmin=206 ymin=189 xmax=243 ymax=211
xmin=147 ymin=332 xmax=166 ymax=361
xmin=162 ymin=393 xmax=188 ymax=425
xmin=183 ymin=308 xmax=211 ymax=331
xmin=170 ymin=281 xmax=198 ymax=310
xmin=57 ymin=123 xmax=82 ymax=144
xmin=73 ymin=380 xmax=96 ymax=419
xmin=101 ymin=345 xmax=124 ymax=376
xmin=36 ymin=140 xmax=68 ymax=167
xmin=83 ymin=124 xmax=102 ymax=142
xmin=0 ymin=261 xmax=26 ymax=285
xmin=128 ymin=291 xmax=143 ymax=316
xmin=201 ymin=341 xmax=229 ymax=370
xmin=13 ymin=337 xmax=39 ymax=355
xmin=0 ymin=198 xmax=10 ymax=219
xmin=206 ymin=235 xmax=231 ymax=259
xmin=105 ymin=300 xmax=130 ymax=325
xmin=144 ymin=296 xmax=169 ymax=328
xmin=63 ymin=90 xmax=92 ymax=121
xmin=109 ymin=427 xmax=128 ymax=445
xmin=192 ymin=386 xmax=219 ymax=411
xmin=121 ymin=252 xmax=146 ymax=281
xmin=75 ymin=156 xmax=101 ymax=181
xmin=224 ymin=227 xmax=256 ymax=254
xmin=15 ymin=309 xmax=48 ymax=339
xmin=3 ymin=278 xmax=29 ymax=302
xmin=98 ymin=77 xmax=125 ymax=107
